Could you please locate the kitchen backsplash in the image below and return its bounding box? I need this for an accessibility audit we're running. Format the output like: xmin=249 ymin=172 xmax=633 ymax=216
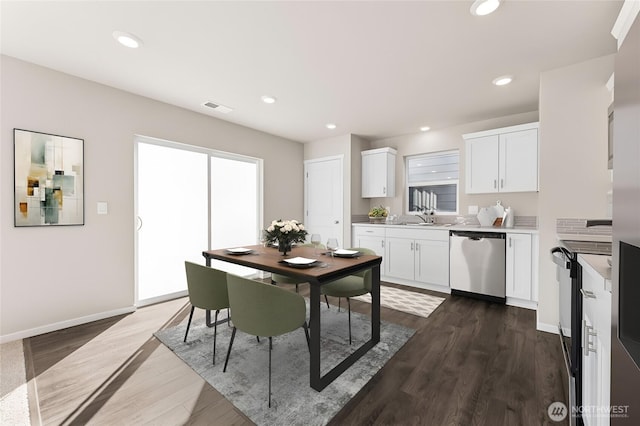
xmin=556 ymin=218 xmax=612 ymax=236
xmin=351 ymin=214 xmax=538 ymax=228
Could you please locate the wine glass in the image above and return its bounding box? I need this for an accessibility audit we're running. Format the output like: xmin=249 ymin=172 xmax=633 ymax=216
xmin=311 ymin=233 xmax=322 ymax=256
xmin=326 ymin=238 xmax=339 ymax=263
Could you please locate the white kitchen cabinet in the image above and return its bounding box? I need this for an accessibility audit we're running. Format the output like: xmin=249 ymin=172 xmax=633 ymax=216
xmin=580 ymin=255 xmax=612 ymax=426
xmin=361 ymin=147 xmax=396 ymax=198
xmin=464 ymin=122 xmax=538 ymax=194
xmin=385 ymin=227 xmax=449 ymax=290
xmin=505 ymin=233 xmax=537 ymax=308
xmin=353 ymin=225 xmax=386 ymax=276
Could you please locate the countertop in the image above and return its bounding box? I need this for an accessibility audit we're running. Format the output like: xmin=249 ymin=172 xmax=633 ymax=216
xmin=578 ymin=253 xmax=612 ymax=292
xmin=352 ymin=222 xmax=538 ymax=234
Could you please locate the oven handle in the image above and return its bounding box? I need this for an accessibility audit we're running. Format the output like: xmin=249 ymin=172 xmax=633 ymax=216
xmin=551 ymin=246 xmax=572 ymax=269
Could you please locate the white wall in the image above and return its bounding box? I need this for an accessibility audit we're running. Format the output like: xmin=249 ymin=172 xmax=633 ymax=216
xmin=368 ymin=111 xmax=540 ymax=218
xmin=537 ymin=54 xmax=614 ymax=331
xmin=0 ymin=56 xmax=304 ymax=342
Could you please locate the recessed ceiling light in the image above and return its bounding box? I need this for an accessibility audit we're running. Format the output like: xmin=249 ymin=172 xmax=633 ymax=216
xmin=112 ymin=31 xmax=143 ymax=48
xmin=492 ymin=75 xmax=513 ymax=86
xmin=470 ymin=0 xmax=501 ymax=16
xmin=326 ymin=123 xmax=337 ymax=130
xmin=420 ymin=126 xmax=431 ymax=132
xmin=261 ymin=95 xmax=277 ymax=104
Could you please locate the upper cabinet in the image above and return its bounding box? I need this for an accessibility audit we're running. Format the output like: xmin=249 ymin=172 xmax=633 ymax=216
xmin=463 ymin=122 xmax=539 ymax=194
xmin=362 ymin=147 xmax=396 ymax=198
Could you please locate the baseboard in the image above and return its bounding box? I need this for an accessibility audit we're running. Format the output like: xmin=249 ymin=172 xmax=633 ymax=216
xmin=381 ymin=276 xmax=451 ymax=295
xmin=0 ymin=306 xmax=137 ymax=344
xmin=537 ymin=321 xmax=560 ymax=335
xmin=506 ymin=297 xmax=538 ymax=310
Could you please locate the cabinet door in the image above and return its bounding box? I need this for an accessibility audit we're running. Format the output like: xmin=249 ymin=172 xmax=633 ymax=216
xmin=582 ymin=310 xmax=600 ymax=426
xmin=415 ymin=239 xmax=449 ymax=286
xmin=499 ymin=129 xmax=538 ymax=192
xmin=356 ymin=234 xmax=386 ymax=276
xmin=465 ymin=135 xmax=499 ymax=194
xmin=505 ymin=233 xmax=532 ymax=300
xmin=362 ymin=152 xmax=393 ymax=198
xmin=385 ymin=237 xmax=415 ymax=281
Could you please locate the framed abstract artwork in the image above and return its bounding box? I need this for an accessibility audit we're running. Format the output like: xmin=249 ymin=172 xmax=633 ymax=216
xmin=14 ymin=129 xmax=84 ymax=226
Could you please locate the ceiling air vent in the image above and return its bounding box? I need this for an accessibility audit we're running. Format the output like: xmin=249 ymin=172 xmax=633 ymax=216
xmin=203 ymin=101 xmax=233 ymax=114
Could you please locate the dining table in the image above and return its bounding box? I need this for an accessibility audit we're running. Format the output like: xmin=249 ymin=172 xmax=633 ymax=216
xmin=202 ymin=244 xmax=382 ymax=392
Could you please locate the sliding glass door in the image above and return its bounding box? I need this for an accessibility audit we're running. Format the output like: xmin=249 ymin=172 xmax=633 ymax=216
xmin=135 ymin=136 xmax=262 ymax=306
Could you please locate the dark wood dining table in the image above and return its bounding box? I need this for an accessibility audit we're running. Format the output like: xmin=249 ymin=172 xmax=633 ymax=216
xmin=202 ymin=244 xmax=382 ymax=392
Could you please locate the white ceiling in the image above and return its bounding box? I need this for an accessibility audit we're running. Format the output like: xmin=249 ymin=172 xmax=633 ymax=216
xmin=0 ymin=0 xmax=622 ymax=143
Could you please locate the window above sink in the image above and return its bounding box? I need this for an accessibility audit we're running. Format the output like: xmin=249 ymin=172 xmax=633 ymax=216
xmin=406 ymin=150 xmax=459 ymax=215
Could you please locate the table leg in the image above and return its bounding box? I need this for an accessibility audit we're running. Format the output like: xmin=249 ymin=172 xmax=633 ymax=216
xmin=309 ymin=263 xmax=381 ymax=391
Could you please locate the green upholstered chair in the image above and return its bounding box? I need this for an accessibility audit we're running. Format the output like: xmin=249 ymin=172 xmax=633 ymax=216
xmin=270 ymin=243 xmax=324 ymax=292
xmin=184 ymin=261 xmax=229 ymax=365
xmin=321 ymin=247 xmax=376 ymax=345
xmin=223 ymin=274 xmax=310 ymax=408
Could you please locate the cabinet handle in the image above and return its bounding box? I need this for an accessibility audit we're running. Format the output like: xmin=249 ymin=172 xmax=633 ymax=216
xmin=494 ymin=179 xmax=497 ymax=189
xmin=365 ymin=230 xmax=373 ymax=233
xmin=383 ymin=187 xmax=386 ymax=194
xmin=382 ymin=240 xmax=385 ymax=248
xmin=583 ymin=320 xmax=597 ymax=356
xmin=501 ymin=179 xmax=504 ymax=188
xmin=416 ymin=243 xmax=420 ymax=251
xmin=411 ymin=242 xmax=414 ymax=251
xmin=580 ymin=289 xmax=597 ymax=299
xmin=509 ymin=237 xmax=512 ymax=248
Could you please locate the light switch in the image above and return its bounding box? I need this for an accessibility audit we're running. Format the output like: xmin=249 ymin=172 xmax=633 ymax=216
xmin=97 ymin=202 xmax=108 ymax=215
xmin=468 ymin=205 xmax=478 ymax=215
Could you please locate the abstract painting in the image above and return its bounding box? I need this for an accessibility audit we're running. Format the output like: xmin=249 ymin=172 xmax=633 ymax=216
xmin=14 ymin=129 xmax=84 ymax=226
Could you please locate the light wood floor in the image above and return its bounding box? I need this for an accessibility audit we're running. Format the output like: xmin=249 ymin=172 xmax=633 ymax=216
xmin=24 ymin=283 xmax=568 ymax=425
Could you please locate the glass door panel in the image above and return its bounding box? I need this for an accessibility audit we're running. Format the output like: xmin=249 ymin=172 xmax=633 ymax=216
xmin=136 ymin=141 xmax=208 ymax=305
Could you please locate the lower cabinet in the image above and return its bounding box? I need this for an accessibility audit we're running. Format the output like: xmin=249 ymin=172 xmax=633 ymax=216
xmin=352 ymin=225 xmax=538 ymax=304
xmin=385 ymin=228 xmax=449 ymax=291
xmin=505 ymin=233 xmax=538 ymax=309
xmin=580 ymin=258 xmax=611 ymax=426
xmin=353 ymin=226 xmax=386 ymax=276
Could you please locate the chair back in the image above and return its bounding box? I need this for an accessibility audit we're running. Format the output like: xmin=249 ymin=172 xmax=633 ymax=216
xmin=184 ymin=261 xmax=229 ymax=311
xmin=349 ymin=247 xmax=376 ymax=290
xmin=226 ymin=274 xmax=306 ymax=337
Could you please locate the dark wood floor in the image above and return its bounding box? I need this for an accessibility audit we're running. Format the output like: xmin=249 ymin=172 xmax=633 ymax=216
xmin=24 ymin=283 xmax=568 ymax=425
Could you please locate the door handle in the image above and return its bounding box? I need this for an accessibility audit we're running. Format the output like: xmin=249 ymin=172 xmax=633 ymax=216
xmin=583 ymin=320 xmax=597 ymax=356
xmin=580 ymin=289 xmax=596 ymax=299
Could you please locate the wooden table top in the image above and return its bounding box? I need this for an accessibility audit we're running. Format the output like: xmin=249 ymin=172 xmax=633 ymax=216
xmin=202 ymin=244 xmax=381 ymax=285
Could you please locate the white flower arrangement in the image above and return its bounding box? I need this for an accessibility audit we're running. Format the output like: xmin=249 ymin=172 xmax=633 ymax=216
xmin=264 ymin=219 xmax=308 ymax=246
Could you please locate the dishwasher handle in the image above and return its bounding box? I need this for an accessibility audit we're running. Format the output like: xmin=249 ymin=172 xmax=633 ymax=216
xmin=450 ymin=231 xmax=505 ymax=240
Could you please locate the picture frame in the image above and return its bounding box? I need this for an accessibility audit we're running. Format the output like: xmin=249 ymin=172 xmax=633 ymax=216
xmin=14 ymin=128 xmax=84 ymax=226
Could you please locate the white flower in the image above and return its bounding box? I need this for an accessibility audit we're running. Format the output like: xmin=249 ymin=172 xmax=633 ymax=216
xmin=267 ymin=225 xmax=275 ymax=232
xmin=284 ymin=224 xmax=293 ymax=232
xmin=299 ymin=224 xmax=305 ymax=230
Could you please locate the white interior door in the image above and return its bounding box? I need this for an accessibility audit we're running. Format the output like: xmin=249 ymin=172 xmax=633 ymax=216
xmin=304 ymin=156 xmax=343 ymax=247
xmin=136 ymin=139 xmax=208 ymax=306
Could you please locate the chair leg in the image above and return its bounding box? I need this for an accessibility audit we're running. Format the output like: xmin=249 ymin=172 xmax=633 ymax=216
xmin=212 ymin=310 xmax=219 ymax=365
xmin=268 ymin=337 xmax=273 ymax=408
xmin=223 ymin=327 xmax=237 ymax=373
xmin=257 ymin=336 xmax=261 ymax=343
xmin=295 ymin=283 xmax=299 ymax=293
xmin=184 ymin=305 xmax=195 ymax=342
xmin=324 ymin=294 xmax=330 ymax=309
xmin=303 ymin=322 xmax=310 ymax=351
xmin=338 ymin=297 xmax=342 ymax=312
xmin=347 ymin=298 xmax=352 ymax=345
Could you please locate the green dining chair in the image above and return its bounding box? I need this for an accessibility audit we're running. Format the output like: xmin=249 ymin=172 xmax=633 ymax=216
xmin=270 ymin=243 xmax=324 ymax=292
xmin=321 ymin=247 xmax=376 ymax=345
xmin=184 ymin=261 xmax=229 ymax=365
xmin=223 ymin=274 xmax=310 ymax=408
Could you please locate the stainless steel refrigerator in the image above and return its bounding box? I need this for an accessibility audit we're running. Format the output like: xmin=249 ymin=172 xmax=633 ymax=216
xmin=611 ymin=11 xmax=640 ymax=426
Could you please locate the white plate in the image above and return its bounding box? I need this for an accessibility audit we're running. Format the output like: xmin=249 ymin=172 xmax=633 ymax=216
xmin=226 ymin=247 xmax=253 ymax=254
xmin=334 ymin=249 xmax=359 ymax=256
xmin=283 ymin=257 xmax=316 ymax=265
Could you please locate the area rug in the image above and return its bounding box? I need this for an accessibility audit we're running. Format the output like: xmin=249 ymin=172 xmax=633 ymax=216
xmin=0 ymin=340 xmax=31 ymax=426
xmin=352 ymin=285 xmax=445 ymax=319
xmin=154 ymin=305 xmax=415 ymax=425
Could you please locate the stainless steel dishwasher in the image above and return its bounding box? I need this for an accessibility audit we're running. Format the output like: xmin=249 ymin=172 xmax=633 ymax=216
xmin=449 ymin=230 xmax=506 ymax=303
